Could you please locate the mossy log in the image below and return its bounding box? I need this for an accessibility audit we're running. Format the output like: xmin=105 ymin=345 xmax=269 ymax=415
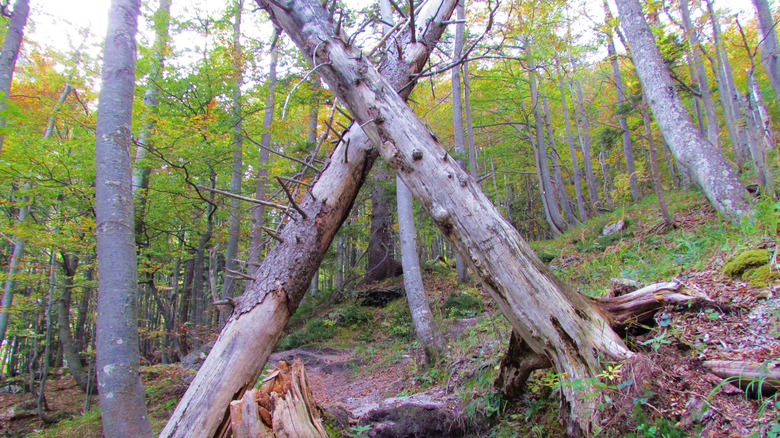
xmin=228 ymin=360 xmax=327 ymax=438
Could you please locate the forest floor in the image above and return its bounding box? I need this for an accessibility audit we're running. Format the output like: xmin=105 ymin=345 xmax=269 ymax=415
xmin=2 ymin=191 xmax=779 ymax=437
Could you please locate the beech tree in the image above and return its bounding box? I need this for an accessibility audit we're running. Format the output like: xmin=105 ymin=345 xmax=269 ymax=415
xmin=94 ymin=0 xmax=153 ymax=436
xmin=0 ymin=0 xmax=29 ymax=155
xmin=614 ymin=0 xmax=752 ymax=221
xmin=752 ymin=0 xmax=780 ymax=109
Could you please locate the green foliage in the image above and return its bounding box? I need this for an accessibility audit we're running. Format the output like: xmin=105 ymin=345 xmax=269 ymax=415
xmin=278 ymin=318 xmax=337 ymax=350
xmin=442 ymin=291 xmax=484 ymax=318
xmin=722 ymin=249 xmax=770 ymax=278
xmin=334 ymin=304 xmax=372 ymax=327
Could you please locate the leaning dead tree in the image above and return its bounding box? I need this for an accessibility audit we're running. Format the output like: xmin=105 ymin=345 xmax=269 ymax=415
xmin=256 ymin=0 xmax=633 ymax=432
xmin=159 ymin=0 xmax=458 ymax=435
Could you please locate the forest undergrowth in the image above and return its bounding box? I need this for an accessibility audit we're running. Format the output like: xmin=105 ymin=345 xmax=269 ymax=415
xmin=6 ymin=189 xmax=780 ymax=437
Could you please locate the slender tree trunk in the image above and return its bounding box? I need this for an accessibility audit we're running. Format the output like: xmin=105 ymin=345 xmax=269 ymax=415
xmin=752 ymin=0 xmax=780 ymax=109
xmin=605 ymin=1 xmax=641 ymax=201
xmin=529 ymin=60 xmax=568 ymax=233
xmin=543 ymin=96 xmax=579 ymax=225
xmin=0 ymin=192 xmax=29 ymax=349
xmin=574 ymin=79 xmax=603 ymax=209
xmin=641 ymin=96 xmax=673 ymax=227
xmin=248 ymin=28 xmax=280 ymax=268
xmin=365 ymin=169 xmax=402 ymax=283
xmin=680 ymin=0 xmax=720 ymax=149
xmin=0 ymin=0 xmax=30 ymax=155
xmin=59 ymin=254 xmax=90 ymax=392
xmin=397 ymin=178 xmax=444 ymax=363
xmin=614 ymin=0 xmax=752 ymax=221
xmin=94 ymin=0 xmax=153 ymax=435
xmin=464 ymin=62 xmax=478 ymax=178
xmin=451 ymin=1 xmax=468 ymax=284
xmin=561 ymin=80 xmax=588 ymax=221
xmin=161 ymin=1 xmax=459 ymax=435
xmin=743 ymin=85 xmax=773 ymax=194
xmin=221 ymin=0 xmax=245 ymax=324
xmin=37 ymin=252 xmax=56 ymax=423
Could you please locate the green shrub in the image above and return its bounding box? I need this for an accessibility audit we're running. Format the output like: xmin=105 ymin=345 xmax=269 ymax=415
xmin=336 ymin=305 xmax=371 ymax=327
xmin=278 ymin=317 xmax=337 ymax=350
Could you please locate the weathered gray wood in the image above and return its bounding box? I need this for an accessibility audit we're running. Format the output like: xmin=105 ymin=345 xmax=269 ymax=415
xmin=259 ymin=0 xmax=632 ymax=432
xmin=704 ymin=360 xmax=780 ymax=396
xmin=614 ymin=0 xmax=752 ymax=222
xmin=229 ymin=389 xmax=269 ymax=437
xmin=159 ymin=1 xmax=457 ymax=435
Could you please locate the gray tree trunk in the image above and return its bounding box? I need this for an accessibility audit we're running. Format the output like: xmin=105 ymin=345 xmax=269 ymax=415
xmin=641 ymin=96 xmax=673 ymax=227
xmin=605 ymin=1 xmax=641 ymax=201
xmin=364 ymin=169 xmax=401 ymax=283
xmin=574 ymin=79 xmax=603 ymax=209
xmin=451 ymin=2 xmax=468 ymax=284
xmin=614 ymin=0 xmax=752 ymax=221
xmin=529 ymin=60 xmax=568 ymax=233
xmin=59 ymin=254 xmax=91 ymax=393
xmin=464 ymin=62 xmax=478 ymax=178
xmin=752 ymin=0 xmax=780 ymax=109
xmin=248 ymin=28 xmax=279 ymax=268
xmin=0 ymin=0 xmax=30 ymax=155
xmin=397 ymin=178 xmax=444 ymax=363
xmin=94 ymin=0 xmax=153 ymax=436
xmin=221 ymin=0 xmax=244 ymax=324
xmin=561 ymin=80 xmax=588 ymax=221
xmin=744 ymin=74 xmax=774 ymax=194
xmin=680 ymin=0 xmax=720 ymax=149
xmin=543 ymin=96 xmax=579 ymax=225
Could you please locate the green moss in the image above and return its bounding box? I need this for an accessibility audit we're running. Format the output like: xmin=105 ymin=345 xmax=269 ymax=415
xmin=722 ymin=249 xmax=770 ymax=278
xmin=745 ymin=265 xmax=779 ymax=287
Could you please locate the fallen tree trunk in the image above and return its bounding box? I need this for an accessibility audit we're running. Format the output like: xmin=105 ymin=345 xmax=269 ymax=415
xmin=257 ymin=0 xmax=633 ymax=432
xmin=704 ymin=360 xmax=780 ymax=397
xmin=229 ymin=360 xmax=327 ymax=438
xmin=159 ymin=1 xmax=458 ymax=436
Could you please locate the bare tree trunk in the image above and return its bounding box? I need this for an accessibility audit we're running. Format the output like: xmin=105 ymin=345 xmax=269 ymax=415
xmin=561 ymin=80 xmax=588 ymax=221
xmin=0 ymin=0 xmax=30 ymax=155
xmin=574 ymin=79 xmax=603 ymax=209
xmin=543 ymin=96 xmax=579 ymax=225
xmin=615 ymin=0 xmax=752 ymax=221
xmin=464 ymin=62 xmax=478 ymax=178
xmin=605 ymin=1 xmax=641 ymax=201
xmin=680 ymin=0 xmax=720 ymax=149
xmin=742 ymin=81 xmax=774 ymax=194
xmin=365 ymin=170 xmax=402 ymax=283
xmin=451 ymin=1 xmax=468 ymax=284
xmin=94 ymin=0 xmax=152 ymax=435
xmin=59 ymin=254 xmax=91 ymax=392
xmin=37 ymin=252 xmax=56 ymax=423
xmin=641 ymin=96 xmax=673 ymax=227
xmin=248 ymin=28 xmax=280 ymax=268
xmin=529 ymin=59 xmax=568 ymax=233
xmin=160 ymin=1 xmax=459 ymax=435
xmin=752 ymin=0 xmax=780 ymax=109
xmin=397 ymin=178 xmax=444 ymax=363
xmin=221 ymin=0 xmax=245 ymax=324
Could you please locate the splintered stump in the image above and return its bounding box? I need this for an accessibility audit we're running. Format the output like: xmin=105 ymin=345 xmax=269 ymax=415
xmin=228 ymin=360 xmax=327 ymax=438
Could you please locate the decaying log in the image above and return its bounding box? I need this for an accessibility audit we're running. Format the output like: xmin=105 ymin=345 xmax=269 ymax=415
xmin=159 ymin=1 xmax=458 ymax=436
xmin=704 ymin=360 xmax=780 ymax=397
xmin=594 ymin=281 xmax=711 ymax=330
xmin=230 ymin=360 xmax=327 ymax=438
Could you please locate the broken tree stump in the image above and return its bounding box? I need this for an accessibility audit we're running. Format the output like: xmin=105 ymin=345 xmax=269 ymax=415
xmin=228 ymin=360 xmax=327 ymax=438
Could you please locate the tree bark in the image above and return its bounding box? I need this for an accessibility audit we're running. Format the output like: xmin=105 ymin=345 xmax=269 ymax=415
xmin=451 ymin=1 xmax=468 ymax=284
xmin=614 ymin=0 xmax=752 ymax=222
xmin=573 ymin=79 xmax=603 ymax=210
xmin=59 ymin=254 xmax=91 ymax=393
xmin=752 ymin=0 xmax=780 ymax=110
xmin=0 ymin=0 xmax=30 ymax=155
xmin=248 ymin=28 xmax=280 ymax=268
xmin=605 ymin=1 xmax=641 ymax=201
xmin=543 ymin=96 xmax=579 ymax=225
xmin=160 ymin=1 xmax=458 ymax=435
xmin=259 ymin=0 xmax=632 ymax=432
xmin=680 ymin=0 xmax=720 ymax=149
xmin=561 ymin=80 xmax=588 ymax=221
xmin=464 ymin=62 xmax=478 ymax=178
xmin=641 ymin=96 xmax=673 ymax=227
xmin=221 ymin=0 xmax=245 ymax=324
xmin=94 ymin=0 xmax=153 ymax=436
xmin=364 ymin=169 xmax=402 ymax=283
